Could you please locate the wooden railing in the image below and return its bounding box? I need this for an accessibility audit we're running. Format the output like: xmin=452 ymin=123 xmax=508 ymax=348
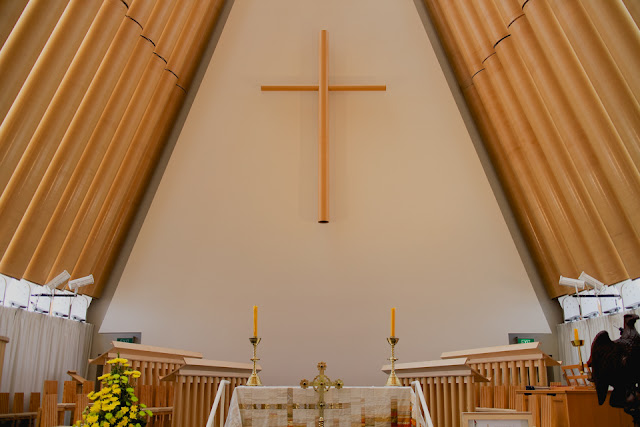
xmin=90 ymin=341 xmax=203 ymax=387
xmin=162 ymin=358 xmax=256 ymax=427
xmin=39 ymin=379 xmax=94 ymax=427
xmin=383 ymin=358 xmax=488 ymax=427
xmin=440 ymin=342 xmax=560 ymax=409
xmin=0 ymin=391 xmax=39 ymax=426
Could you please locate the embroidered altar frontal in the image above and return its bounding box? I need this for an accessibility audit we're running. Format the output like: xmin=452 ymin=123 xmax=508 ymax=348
xmin=225 ymin=386 xmax=420 ymax=427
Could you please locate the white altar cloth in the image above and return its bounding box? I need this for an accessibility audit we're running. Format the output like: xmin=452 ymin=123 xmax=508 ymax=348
xmin=224 ymin=386 xmax=426 ymax=427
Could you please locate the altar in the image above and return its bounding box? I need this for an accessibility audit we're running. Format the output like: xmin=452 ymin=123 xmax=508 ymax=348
xmin=224 ymin=386 xmax=427 ymax=427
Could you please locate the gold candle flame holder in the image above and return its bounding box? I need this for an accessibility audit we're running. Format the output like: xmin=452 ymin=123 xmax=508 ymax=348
xmin=386 ymin=336 xmax=401 ymax=386
xmin=247 ymin=336 xmax=262 ymax=386
xmin=571 ymin=339 xmax=585 ymax=374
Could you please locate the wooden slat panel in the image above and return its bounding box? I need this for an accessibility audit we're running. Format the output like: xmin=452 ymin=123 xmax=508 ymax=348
xmin=12 ymin=392 xmax=24 ymax=413
xmin=0 ymin=0 xmax=69 ymax=126
xmin=466 ymin=377 xmax=474 ymax=412
xmin=1 ymin=0 xmax=132 ymax=280
xmin=0 ymin=0 xmax=29 ymax=51
xmin=0 ymin=0 xmax=105 ymax=267
xmin=62 ymin=381 xmax=76 ymax=403
xmin=24 ymin=0 xmax=172 ymax=285
xmin=450 ymin=377 xmax=459 ymax=427
xmin=41 ymin=394 xmax=57 ymax=427
xmin=519 ymin=0 xmax=640 ymax=278
xmin=526 ymin=360 xmax=536 ymax=386
xmin=436 ymin=377 xmax=444 ymax=427
xmin=47 ymin=13 xmax=164 ymax=288
xmin=428 ymin=378 xmax=436 ymax=424
xmin=0 ymin=394 xmax=8 ymax=414
xmin=70 ymin=0 xmax=222 ymax=293
xmin=171 ymin=377 xmax=184 ymax=427
xmin=547 ymin=0 xmax=640 ymax=169
xmin=175 ymin=0 xmax=225 ymax=91
xmin=537 ymin=359 xmax=547 ymax=385
xmin=75 ymin=393 xmax=89 ymax=425
xmin=442 ymin=376 xmax=451 ymax=427
xmin=28 ymin=393 xmax=40 ymax=412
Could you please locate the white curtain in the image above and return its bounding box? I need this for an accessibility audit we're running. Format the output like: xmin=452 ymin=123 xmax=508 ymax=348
xmin=557 ymin=307 xmax=640 ymax=370
xmin=0 ymin=305 xmax=93 ymax=396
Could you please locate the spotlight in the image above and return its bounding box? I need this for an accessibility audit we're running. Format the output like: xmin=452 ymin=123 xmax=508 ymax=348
xmin=45 ymin=270 xmax=70 ymax=289
xmin=579 ymin=271 xmax=604 ymax=293
xmin=68 ymin=275 xmax=94 ymax=293
xmin=559 ymin=276 xmax=585 ymax=289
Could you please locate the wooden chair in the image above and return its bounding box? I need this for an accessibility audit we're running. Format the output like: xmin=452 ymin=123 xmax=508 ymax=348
xmin=561 ymin=364 xmax=592 ymax=386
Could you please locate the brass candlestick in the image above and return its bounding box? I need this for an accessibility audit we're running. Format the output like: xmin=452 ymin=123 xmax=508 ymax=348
xmin=247 ymin=336 xmax=262 ymax=386
xmin=386 ymin=336 xmax=400 ymax=386
xmin=571 ymin=339 xmax=585 ymax=374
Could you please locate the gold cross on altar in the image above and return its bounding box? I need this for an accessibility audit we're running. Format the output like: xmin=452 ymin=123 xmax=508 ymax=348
xmin=300 ymin=361 xmax=344 ymax=426
xmin=262 ymin=30 xmax=386 ymax=223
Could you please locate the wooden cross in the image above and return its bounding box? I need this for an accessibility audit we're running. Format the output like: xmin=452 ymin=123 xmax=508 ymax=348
xmin=300 ymin=361 xmax=344 ymax=426
xmin=262 ymin=30 xmax=386 ymax=223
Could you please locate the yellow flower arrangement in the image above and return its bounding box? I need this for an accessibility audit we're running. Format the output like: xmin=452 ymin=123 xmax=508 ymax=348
xmin=76 ymin=356 xmax=152 ymax=427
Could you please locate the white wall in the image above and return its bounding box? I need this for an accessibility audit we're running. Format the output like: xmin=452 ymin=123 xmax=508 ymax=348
xmin=100 ymin=0 xmax=550 ymax=386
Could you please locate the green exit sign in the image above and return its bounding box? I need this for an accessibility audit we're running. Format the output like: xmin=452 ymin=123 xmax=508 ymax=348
xmin=517 ymin=338 xmax=535 ymax=344
xmin=116 ymin=337 xmax=135 ymax=343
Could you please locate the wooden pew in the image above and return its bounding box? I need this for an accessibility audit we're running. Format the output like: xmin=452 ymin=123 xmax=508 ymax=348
xmin=382 ymin=358 xmax=488 ymax=427
xmin=161 ymin=358 xmax=256 ymax=427
xmin=90 ymin=341 xmax=203 ymax=387
xmin=441 ymin=342 xmax=560 ymax=409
